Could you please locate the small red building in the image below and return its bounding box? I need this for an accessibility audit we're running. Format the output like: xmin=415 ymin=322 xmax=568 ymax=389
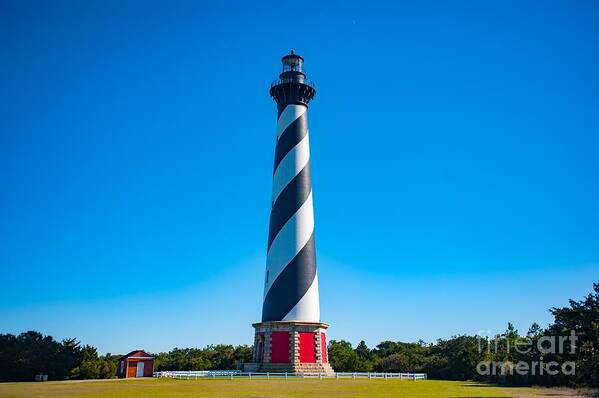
xmin=117 ymin=350 xmax=154 ymax=378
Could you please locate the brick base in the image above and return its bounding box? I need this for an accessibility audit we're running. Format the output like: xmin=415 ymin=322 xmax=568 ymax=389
xmin=247 ymin=321 xmax=335 ymax=375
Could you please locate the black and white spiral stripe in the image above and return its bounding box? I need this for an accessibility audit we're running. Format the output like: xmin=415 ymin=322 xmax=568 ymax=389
xmin=261 ymin=104 xmax=320 ymax=322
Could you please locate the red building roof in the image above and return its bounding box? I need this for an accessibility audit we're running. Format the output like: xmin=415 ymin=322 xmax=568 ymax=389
xmin=118 ymin=350 xmax=154 ymax=361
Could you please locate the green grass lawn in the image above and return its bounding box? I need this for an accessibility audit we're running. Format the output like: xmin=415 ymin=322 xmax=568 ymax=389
xmin=0 ymin=378 xmax=588 ymax=398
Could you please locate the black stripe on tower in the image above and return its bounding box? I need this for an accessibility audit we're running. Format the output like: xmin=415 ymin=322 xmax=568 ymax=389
xmin=262 ymin=233 xmax=317 ymax=322
xmin=267 ymin=163 xmax=311 ymax=250
xmin=273 ymin=113 xmax=308 ymax=172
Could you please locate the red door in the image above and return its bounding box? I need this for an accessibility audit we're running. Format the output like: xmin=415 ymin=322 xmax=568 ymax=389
xmin=299 ymin=332 xmax=316 ymax=363
xmin=127 ymin=361 xmax=137 ymax=377
xmin=270 ymin=332 xmax=290 ymax=363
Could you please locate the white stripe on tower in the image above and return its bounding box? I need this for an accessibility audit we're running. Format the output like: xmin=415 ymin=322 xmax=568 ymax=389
xmin=264 ymin=191 xmax=314 ymax=296
xmin=271 ymin=134 xmax=310 ymax=204
xmin=276 ymin=105 xmax=306 ymax=139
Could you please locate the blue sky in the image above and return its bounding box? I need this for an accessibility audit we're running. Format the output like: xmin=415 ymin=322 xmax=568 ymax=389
xmin=1 ymin=0 xmax=598 ymax=354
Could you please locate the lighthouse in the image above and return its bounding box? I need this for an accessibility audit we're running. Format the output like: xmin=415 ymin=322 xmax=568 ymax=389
xmin=248 ymin=51 xmax=334 ymax=374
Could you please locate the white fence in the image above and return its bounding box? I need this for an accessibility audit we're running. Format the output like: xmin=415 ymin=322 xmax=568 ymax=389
xmin=336 ymin=372 xmax=427 ymax=380
xmin=154 ymin=370 xmax=427 ymax=380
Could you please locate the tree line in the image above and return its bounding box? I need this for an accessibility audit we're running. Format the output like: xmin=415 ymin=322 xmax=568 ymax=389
xmin=1 ymin=282 xmax=596 ymax=386
xmin=0 ymin=333 xmax=118 ymax=382
xmin=328 ymin=282 xmax=598 ymax=387
xmin=0 ymin=335 xmax=253 ymax=382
